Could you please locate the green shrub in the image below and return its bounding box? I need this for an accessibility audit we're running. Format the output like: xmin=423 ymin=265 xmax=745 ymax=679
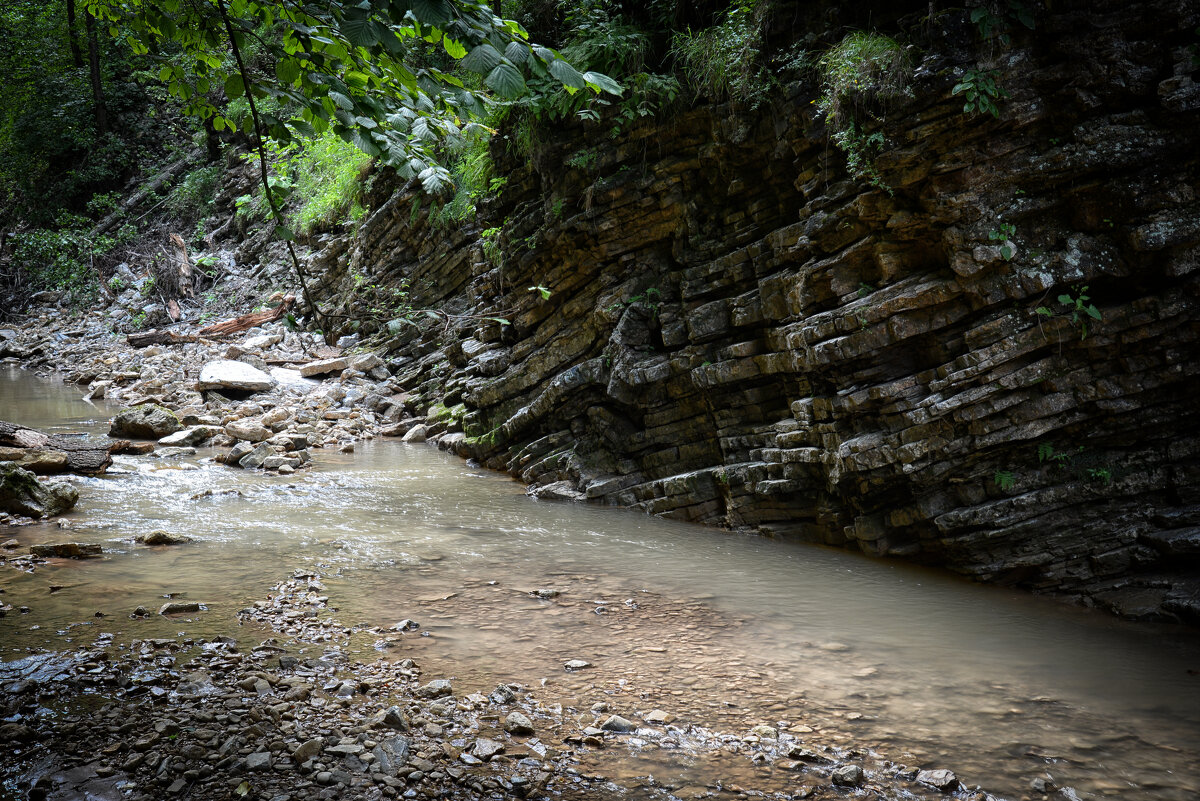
xmin=671 ymin=1 xmax=770 ymax=108
xmin=816 ymin=31 xmax=911 ymax=192
xmin=167 ymin=164 xmax=223 ymax=223
xmin=284 ymin=131 xmax=370 ymax=233
xmin=236 ymin=131 xmax=370 ymax=234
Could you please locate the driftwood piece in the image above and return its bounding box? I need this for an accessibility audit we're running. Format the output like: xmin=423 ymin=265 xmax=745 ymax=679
xmin=198 ymin=294 xmax=295 ymax=337
xmin=0 ymin=421 xmax=114 ymax=474
xmin=169 ymin=233 xmax=194 ymax=298
xmin=127 ymin=329 xmax=199 ymax=348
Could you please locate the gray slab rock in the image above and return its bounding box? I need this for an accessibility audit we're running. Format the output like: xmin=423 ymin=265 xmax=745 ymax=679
xmin=197 ymin=360 xmax=276 ymax=392
xmin=158 ymin=426 xmax=220 ymax=446
xmin=299 ymin=357 xmax=349 ymax=377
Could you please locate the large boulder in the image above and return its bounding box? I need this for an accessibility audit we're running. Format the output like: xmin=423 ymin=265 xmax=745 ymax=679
xmin=197 ymin=360 xmax=276 ymax=393
xmin=110 ymin=404 xmax=183 ymax=439
xmin=0 ymin=464 xmax=79 ymax=518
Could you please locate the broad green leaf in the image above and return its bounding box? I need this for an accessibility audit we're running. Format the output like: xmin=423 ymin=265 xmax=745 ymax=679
xmin=328 ymin=91 xmax=355 ymax=110
xmin=505 ymin=41 xmax=530 ymax=65
xmin=1057 ymin=294 xmax=1073 ymax=305
xmin=224 ymin=73 xmax=246 ymax=99
xmin=549 ymin=58 xmax=586 ymax=89
xmin=276 ymin=59 xmax=301 ymax=84
xmin=443 ymin=36 xmax=467 ymax=59
xmin=410 ymin=0 xmax=453 ymax=25
xmin=485 ymin=63 xmax=526 ymax=99
xmin=274 ymin=225 xmax=295 ymax=241
xmin=582 ymin=71 xmax=622 ymax=96
xmin=289 ymin=118 xmax=317 ymax=137
xmin=461 ymin=43 xmax=502 ymax=74
xmin=352 ymin=129 xmax=383 ymax=157
xmin=340 ymin=10 xmax=379 ymax=48
xmin=1085 ymin=305 xmax=1103 ymax=320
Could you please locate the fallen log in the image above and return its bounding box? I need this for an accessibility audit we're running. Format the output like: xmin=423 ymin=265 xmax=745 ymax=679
xmin=126 ymin=329 xmax=199 ymax=348
xmin=198 ymin=294 xmax=295 ymax=337
xmin=0 ymin=421 xmax=115 ymax=474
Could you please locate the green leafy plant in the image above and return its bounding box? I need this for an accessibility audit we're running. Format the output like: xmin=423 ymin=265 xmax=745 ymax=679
xmin=671 ymin=2 xmax=770 ymax=108
xmin=480 ymin=226 xmax=503 ymax=267
xmin=831 ymin=124 xmax=888 ymax=192
xmin=953 ymin=68 xmax=1009 ymax=118
xmin=989 ymin=222 xmax=1017 ymax=260
xmin=816 ymin=31 xmax=911 ymax=193
xmin=566 ymin=147 xmax=599 ymax=170
xmin=993 ymin=470 xmax=1015 ymax=490
xmin=970 ymin=1 xmax=1036 ymax=46
xmin=528 ymin=285 xmax=552 ymax=300
xmin=1036 ymin=286 xmax=1102 ymax=339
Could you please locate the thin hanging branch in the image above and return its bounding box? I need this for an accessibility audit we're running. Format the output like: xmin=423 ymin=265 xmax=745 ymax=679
xmin=214 ymin=0 xmax=330 ymax=343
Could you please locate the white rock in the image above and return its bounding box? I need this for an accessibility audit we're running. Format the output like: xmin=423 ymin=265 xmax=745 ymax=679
xmin=198 ymin=360 xmax=275 ymax=392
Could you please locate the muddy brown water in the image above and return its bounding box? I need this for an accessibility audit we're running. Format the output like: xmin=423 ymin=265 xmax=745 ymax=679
xmin=2 ymin=365 xmax=1199 ymax=800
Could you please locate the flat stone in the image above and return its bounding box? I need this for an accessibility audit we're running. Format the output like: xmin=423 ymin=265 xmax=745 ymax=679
xmin=226 ymin=419 xmax=272 ymax=443
xmin=135 ymin=530 xmax=193 ymax=545
xmin=916 ymin=769 xmax=958 ymax=791
xmin=245 ymin=751 xmax=272 ymax=771
xmin=643 ymin=710 xmax=674 ymax=725
xmin=269 ymin=367 xmax=321 ymax=394
xmin=372 ymin=735 xmax=411 ymax=776
xmin=472 ymin=738 xmax=504 ymax=761
xmin=299 ymin=357 xmax=349 ymax=377
xmin=159 ymin=601 xmax=204 ymax=615
xmin=416 ymin=679 xmax=452 ymax=698
xmin=564 ymin=659 xmax=592 ymax=671
xmin=198 ymin=359 xmax=276 ymax=392
xmin=30 ymin=542 xmax=100 ymax=558
xmin=158 ymin=426 xmax=220 ymax=446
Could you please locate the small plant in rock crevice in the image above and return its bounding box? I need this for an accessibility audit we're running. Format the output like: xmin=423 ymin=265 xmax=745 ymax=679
xmin=989 ymin=222 xmax=1017 ymax=260
xmin=815 ymin=31 xmax=912 ymax=194
xmin=1036 ymin=285 xmax=1102 ymax=340
xmin=953 ymin=68 xmax=1010 ymax=118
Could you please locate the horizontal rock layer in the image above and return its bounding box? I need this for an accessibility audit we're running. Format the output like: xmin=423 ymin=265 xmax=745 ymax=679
xmin=312 ymin=0 xmax=1200 ymax=621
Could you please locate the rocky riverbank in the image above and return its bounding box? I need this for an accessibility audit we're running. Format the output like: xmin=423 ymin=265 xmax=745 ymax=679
xmin=0 ymin=566 xmax=994 ymax=801
xmin=1 ymin=300 xmax=456 ymax=524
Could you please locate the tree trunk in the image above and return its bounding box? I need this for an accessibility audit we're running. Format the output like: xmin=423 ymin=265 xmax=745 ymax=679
xmin=66 ymin=0 xmax=84 ymax=68
xmin=84 ymin=11 xmax=108 ymax=135
xmin=198 ymin=295 xmax=295 ymax=337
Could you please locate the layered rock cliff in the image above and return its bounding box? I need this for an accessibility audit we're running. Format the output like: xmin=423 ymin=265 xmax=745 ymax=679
xmin=304 ymin=0 xmax=1200 ymax=621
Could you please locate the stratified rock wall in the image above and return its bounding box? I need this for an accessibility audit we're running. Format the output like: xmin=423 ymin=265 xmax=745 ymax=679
xmin=315 ymin=0 xmax=1200 ymax=620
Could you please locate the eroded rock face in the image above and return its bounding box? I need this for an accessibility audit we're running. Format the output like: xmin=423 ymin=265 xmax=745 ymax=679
xmin=0 ymin=465 xmax=79 ymax=518
xmin=313 ymin=0 xmax=1200 ymax=621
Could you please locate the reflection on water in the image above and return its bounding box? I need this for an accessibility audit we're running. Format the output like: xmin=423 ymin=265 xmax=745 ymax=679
xmin=2 ymin=366 xmax=1199 ymax=799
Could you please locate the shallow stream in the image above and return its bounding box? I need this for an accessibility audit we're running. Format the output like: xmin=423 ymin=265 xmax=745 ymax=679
xmin=2 ymin=365 xmax=1199 ymax=800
